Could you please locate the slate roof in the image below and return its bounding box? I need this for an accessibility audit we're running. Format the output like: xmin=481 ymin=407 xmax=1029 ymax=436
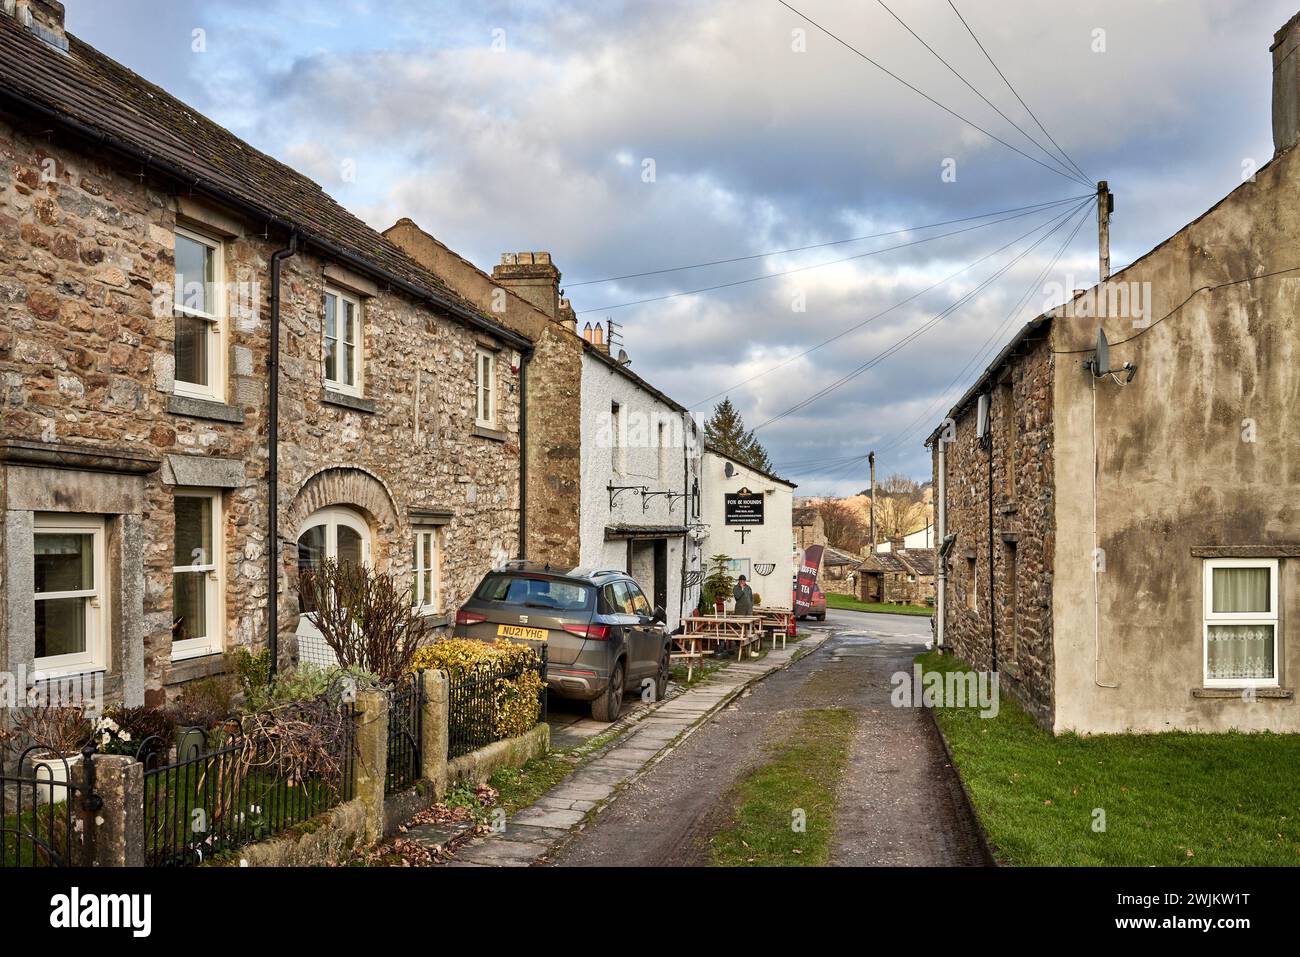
xmin=792 ymin=506 xmax=819 ymax=526
xmin=0 ymin=15 xmax=530 ymax=349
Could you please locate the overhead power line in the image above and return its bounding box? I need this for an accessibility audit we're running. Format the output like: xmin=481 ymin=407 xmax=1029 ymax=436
xmin=946 ymin=0 xmax=1092 ymax=184
xmin=687 ymin=199 xmax=1079 ymax=410
xmin=750 ymin=197 xmax=1092 ymax=433
xmin=575 ymin=198 xmax=1085 ymax=315
xmin=776 ymin=0 xmax=1092 ymax=188
xmin=565 ymin=195 xmax=1088 ymax=287
xmin=873 ymin=0 xmax=1083 ymax=186
xmin=872 ymin=199 xmax=1095 ymax=456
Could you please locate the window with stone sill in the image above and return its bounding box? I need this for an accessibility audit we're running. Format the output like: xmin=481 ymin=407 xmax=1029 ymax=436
xmin=34 ymin=513 xmax=109 ymax=676
xmin=413 ymin=527 xmax=441 ymax=615
xmin=173 ymin=225 xmax=225 ymax=402
xmin=1203 ymin=558 xmax=1279 ymax=688
xmin=172 ymin=489 xmax=223 ymax=661
xmin=324 ymin=287 xmax=364 ymax=397
xmin=475 ymin=347 xmax=496 ymax=429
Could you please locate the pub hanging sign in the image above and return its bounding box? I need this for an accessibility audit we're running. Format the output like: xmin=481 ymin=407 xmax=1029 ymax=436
xmin=724 ymin=488 xmax=765 ymax=526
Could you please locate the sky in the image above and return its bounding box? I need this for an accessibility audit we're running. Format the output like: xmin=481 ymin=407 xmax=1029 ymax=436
xmin=63 ymin=0 xmax=1295 ymax=495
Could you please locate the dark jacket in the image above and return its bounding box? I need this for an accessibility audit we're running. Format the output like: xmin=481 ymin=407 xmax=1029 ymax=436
xmin=733 ymin=582 xmax=754 ymax=616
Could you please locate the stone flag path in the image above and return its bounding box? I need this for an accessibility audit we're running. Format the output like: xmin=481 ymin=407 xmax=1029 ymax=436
xmin=435 ymin=636 xmax=828 ymax=867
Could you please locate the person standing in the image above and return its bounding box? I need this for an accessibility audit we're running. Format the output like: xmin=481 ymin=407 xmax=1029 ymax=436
xmin=733 ymin=575 xmax=754 ymax=616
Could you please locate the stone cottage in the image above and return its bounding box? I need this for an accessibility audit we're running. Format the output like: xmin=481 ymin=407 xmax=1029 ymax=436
xmin=385 ymin=221 xmax=706 ymax=630
xmin=857 ymin=541 xmax=936 ymax=606
xmin=929 ymin=10 xmax=1300 ymax=734
xmin=0 ymin=1 xmax=531 ymax=708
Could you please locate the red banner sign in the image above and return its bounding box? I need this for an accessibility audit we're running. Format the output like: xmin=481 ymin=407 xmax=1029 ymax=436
xmin=794 ymin=545 xmax=824 ymax=615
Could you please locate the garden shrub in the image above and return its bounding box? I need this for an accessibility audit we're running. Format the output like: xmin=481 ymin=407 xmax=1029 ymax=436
xmin=95 ymin=706 xmax=176 ymax=758
xmin=412 ymin=639 xmax=545 ymax=744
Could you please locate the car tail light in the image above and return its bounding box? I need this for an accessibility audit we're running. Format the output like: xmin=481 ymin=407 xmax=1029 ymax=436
xmin=456 ymin=610 xmax=487 ymax=626
xmin=562 ymin=623 xmax=610 ymax=641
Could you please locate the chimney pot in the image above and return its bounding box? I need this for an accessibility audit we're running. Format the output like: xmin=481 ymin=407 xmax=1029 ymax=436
xmin=592 ymin=322 xmax=604 ymax=347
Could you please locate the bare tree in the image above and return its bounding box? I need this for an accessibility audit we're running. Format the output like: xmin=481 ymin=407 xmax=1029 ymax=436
xmin=299 ymin=560 xmax=429 ymax=683
xmin=873 ymin=474 xmax=926 ymax=544
xmin=816 ymin=499 xmax=868 ymax=551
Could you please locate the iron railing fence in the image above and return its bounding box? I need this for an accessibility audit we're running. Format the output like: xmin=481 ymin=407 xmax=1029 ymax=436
xmin=0 ymin=744 xmax=101 ymax=867
xmin=447 ymin=646 xmax=547 ymax=759
xmin=385 ymin=671 xmax=423 ymax=794
xmin=138 ymin=703 xmax=356 ymax=867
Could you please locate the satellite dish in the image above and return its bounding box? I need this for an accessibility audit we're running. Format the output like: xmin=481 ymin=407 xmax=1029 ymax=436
xmin=724 ymin=462 xmax=735 ymax=478
xmin=1094 ymin=327 xmax=1110 ymax=376
xmin=1086 ymin=326 xmax=1137 ymax=381
xmin=617 ymin=348 xmax=631 ymax=366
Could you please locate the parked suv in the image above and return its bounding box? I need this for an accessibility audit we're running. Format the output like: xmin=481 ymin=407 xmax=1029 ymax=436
xmin=454 ymin=563 xmax=671 ymax=722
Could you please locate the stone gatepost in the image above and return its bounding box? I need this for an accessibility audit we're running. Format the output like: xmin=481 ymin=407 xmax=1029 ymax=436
xmin=87 ymin=753 xmax=144 ymax=867
xmin=420 ymin=669 xmax=449 ymax=799
xmin=352 ymin=688 xmax=389 ymax=845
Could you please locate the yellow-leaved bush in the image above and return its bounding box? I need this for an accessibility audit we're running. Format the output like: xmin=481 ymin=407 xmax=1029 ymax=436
xmin=412 ymin=639 xmax=545 ymax=744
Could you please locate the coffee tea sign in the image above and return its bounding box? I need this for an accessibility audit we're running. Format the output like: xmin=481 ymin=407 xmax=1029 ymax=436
xmin=724 ymin=487 xmax=764 ymax=526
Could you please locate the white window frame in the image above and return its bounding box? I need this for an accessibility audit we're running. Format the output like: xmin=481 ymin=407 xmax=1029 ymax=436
xmin=1203 ymin=558 xmax=1279 ymax=688
xmin=298 ymin=506 xmax=372 ymax=568
xmin=171 ymin=489 xmax=224 ymax=662
xmin=33 ymin=513 xmax=109 ymax=677
xmin=475 ymin=348 xmax=496 ymax=428
xmin=413 ymin=527 xmax=442 ymax=615
xmin=173 ymin=224 xmax=225 ymax=402
xmin=323 ymin=287 xmax=364 ymax=397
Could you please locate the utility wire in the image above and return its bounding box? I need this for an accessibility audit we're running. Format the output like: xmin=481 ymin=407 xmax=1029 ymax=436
xmin=1052 ymin=261 xmax=1300 ymax=354
xmin=565 ymin=195 xmax=1088 ymax=287
xmin=873 ymin=0 xmax=1082 ymax=186
xmin=576 ymin=199 xmax=1083 ymax=314
xmin=872 ymin=200 xmax=1095 ymax=456
xmin=751 ymin=198 xmax=1091 ymax=432
xmin=687 ymin=199 xmax=1080 ymax=410
xmin=946 ymin=0 xmax=1092 ymax=184
xmin=776 ymin=0 xmax=1092 ymax=188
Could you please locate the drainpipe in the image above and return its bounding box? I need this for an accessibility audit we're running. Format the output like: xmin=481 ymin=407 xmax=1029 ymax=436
xmin=267 ymin=233 xmax=298 ymax=676
xmin=517 ymin=351 xmax=529 ymax=559
xmin=936 ymin=438 xmax=947 ymax=649
xmin=986 ymin=418 xmax=997 ymax=673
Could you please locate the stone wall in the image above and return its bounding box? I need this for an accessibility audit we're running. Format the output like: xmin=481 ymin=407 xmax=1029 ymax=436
xmin=935 ymin=331 xmax=1055 ymax=728
xmin=383 ymin=223 xmax=584 ymax=568
xmin=0 ymin=115 xmax=523 ymax=705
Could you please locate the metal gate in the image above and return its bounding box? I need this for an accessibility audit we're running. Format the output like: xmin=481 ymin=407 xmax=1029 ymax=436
xmin=0 ymin=744 xmax=101 ymax=867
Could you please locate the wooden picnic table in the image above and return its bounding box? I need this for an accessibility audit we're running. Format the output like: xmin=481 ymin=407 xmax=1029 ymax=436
xmin=755 ymin=607 xmax=794 ymax=650
xmin=684 ymin=614 xmax=762 ymax=660
xmin=670 ymin=633 xmax=704 ymax=682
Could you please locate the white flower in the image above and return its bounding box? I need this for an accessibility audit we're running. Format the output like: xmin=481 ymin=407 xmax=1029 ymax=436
xmin=120 ymin=731 xmax=131 ymax=742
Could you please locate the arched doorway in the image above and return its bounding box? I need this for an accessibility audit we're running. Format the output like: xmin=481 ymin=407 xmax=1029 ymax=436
xmin=295 ymin=505 xmax=371 ymax=668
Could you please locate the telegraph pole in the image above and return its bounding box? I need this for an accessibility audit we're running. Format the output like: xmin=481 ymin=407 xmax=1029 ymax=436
xmin=868 ymin=450 xmax=876 ymax=551
xmin=1097 ymin=180 xmax=1112 ymax=282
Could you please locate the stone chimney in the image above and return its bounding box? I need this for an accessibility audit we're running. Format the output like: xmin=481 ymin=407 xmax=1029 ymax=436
xmin=889 ymin=534 xmax=906 ymax=553
xmin=1272 ymin=12 xmax=1300 ymax=155
xmin=4 ymin=0 xmax=68 ymax=51
xmin=493 ymin=252 xmax=561 ymax=321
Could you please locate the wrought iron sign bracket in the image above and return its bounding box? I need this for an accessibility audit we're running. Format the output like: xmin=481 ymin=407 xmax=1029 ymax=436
xmin=641 ymin=489 xmax=689 ymax=512
xmin=608 ymin=481 xmax=647 ymax=509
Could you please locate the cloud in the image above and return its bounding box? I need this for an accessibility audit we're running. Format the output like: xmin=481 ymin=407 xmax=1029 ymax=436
xmin=62 ymin=0 xmax=1297 ymax=489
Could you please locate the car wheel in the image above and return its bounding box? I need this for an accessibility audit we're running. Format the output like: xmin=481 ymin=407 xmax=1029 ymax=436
xmin=654 ymin=651 xmax=670 ymax=701
xmin=815 ymin=612 xmax=826 ymax=621
xmin=592 ymin=660 xmax=625 ymax=722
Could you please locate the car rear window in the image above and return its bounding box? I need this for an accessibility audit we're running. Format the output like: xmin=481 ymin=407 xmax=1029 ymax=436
xmin=474 ymin=574 xmax=595 ymax=612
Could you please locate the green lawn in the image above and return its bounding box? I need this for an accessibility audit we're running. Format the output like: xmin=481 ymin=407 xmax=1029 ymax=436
xmin=489 ymin=752 xmax=581 ymax=816
xmin=825 ymin=593 xmax=932 ymax=617
xmin=710 ymin=707 xmax=856 ymax=866
xmin=918 ymin=650 xmax=1300 ymax=866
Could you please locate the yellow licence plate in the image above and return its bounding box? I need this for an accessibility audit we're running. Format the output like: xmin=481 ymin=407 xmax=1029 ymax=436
xmin=497 ymin=624 xmax=547 ymax=641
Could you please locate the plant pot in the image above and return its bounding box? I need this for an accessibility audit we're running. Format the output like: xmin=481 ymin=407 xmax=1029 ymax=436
xmin=30 ymin=752 xmax=81 ymax=806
